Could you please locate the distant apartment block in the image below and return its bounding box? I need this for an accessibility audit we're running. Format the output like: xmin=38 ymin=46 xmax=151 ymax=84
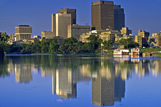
xmin=121 ymin=27 xmax=132 ymax=35
xmin=15 ymin=25 xmax=32 ymax=41
xmin=68 ymin=24 xmax=90 ymax=40
xmin=91 ymin=0 xmax=114 ymax=30
xmin=134 ymin=35 xmax=143 ymax=48
xmin=41 ymin=31 xmax=55 ymax=39
xmin=138 ymin=29 xmax=149 ymax=40
xmin=114 ymin=5 xmax=125 ymax=31
xmin=80 ymin=29 xmax=121 ymax=43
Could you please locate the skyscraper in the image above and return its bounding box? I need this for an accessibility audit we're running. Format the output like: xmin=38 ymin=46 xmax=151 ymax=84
xmin=91 ymin=0 xmax=114 ymax=30
xmin=58 ymin=8 xmax=76 ymax=24
xmin=114 ymin=5 xmax=125 ymax=31
xmin=52 ymin=13 xmax=71 ymax=39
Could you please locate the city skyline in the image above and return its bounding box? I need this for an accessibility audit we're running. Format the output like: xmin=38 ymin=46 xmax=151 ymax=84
xmin=0 ymin=0 xmax=161 ymax=35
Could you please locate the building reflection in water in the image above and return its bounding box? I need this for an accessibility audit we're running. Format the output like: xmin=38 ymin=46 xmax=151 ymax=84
xmin=15 ymin=64 xmax=32 ymax=83
xmin=92 ymin=62 xmax=125 ymax=106
xmin=52 ymin=68 xmax=77 ymax=98
xmin=2 ymin=56 xmax=161 ymax=106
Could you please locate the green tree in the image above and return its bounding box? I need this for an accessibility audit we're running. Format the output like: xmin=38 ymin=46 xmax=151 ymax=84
xmin=59 ymin=37 xmax=78 ymax=54
xmin=103 ymin=40 xmax=113 ymax=50
xmin=0 ymin=33 xmax=9 ymax=55
xmin=41 ymin=40 xmax=51 ymax=53
xmin=49 ymin=39 xmax=59 ymax=53
xmin=118 ymin=39 xmax=139 ymax=49
xmin=0 ymin=33 xmax=9 ymax=42
xmin=87 ymin=35 xmax=102 ymax=51
xmin=32 ymin=41 xmax=41 ymax=53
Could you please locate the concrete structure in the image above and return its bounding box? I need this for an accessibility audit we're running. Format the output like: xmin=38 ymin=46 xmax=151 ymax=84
xmin=121 ymin=27 xmax=132 ymax=35
xmin=99 ymin=29 xmax=121 ymax=42
xmin=91 ymin=0 xmax=114 ymax=30
xmin=58 ymin=8 xmax=76 ymax=24
xmin=41 ymin=31 xmax=55 ymax=39
xmin=52 ymin=13 xmax=71 ymax=39
xmin=15 ymin=25 xmax=32 ymax=41
xmin=80 ymin=29 xmax=121 ymax=43
xmin=22 ymin=39 xmax=39 ymax=44
xmin=52 ymin=14 xmax=56 ymax=35
xmin=114 ymin=5 xmax=125 ymax=31
xmin=134 ymin=35 xmax=143 ymax=47
xmin=32 ymin=35 xmax=41 ymax=39
xmin=138 ymin=29 xmax=149 ymax=40
xmin=134 ymin=30 xmax=149 ymax=47
xmin=152 ymin=32 xmax=161 ymax=37
xmin=68 ymin=24 xmax=90 ymax=40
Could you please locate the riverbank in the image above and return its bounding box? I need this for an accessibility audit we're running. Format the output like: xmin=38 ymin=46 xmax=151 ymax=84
xmin=5 ymin=53 xmax=99 ymax=57
xmin=140 ymin=48 xmax=161 ymax=58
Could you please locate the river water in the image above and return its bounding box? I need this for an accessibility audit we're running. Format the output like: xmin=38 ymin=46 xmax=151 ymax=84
xmin=0 ymin=55 xmax=161 ymax=107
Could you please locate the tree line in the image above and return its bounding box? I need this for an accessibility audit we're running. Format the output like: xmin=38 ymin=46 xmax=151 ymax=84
xmin=0 ymin=34 xmax=139 ymax=54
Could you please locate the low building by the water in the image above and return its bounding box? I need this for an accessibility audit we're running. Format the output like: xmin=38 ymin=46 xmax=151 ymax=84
xmin=131 ymin=48 xmax=140 ymax=56
xmin=113 ymin=49 xmax=129 ymax=55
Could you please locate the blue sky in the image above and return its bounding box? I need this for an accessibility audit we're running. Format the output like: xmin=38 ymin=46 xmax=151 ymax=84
xmin=0 ymin=0 xmax=161 ymax=35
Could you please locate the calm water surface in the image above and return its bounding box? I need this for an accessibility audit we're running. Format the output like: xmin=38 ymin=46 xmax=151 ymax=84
xmin=0 ymin=55 xmax=161 ymax=107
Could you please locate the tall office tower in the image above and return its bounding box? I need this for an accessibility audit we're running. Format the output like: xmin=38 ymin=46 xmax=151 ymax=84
xmin=52 ymin=13 xmax=71 ymax=39
xmin=114 ymin=5 xmax=125 ymax=31
xmin=15 ymin=25 xmax=32 ymax=41
xmin=91 ymin=0 xmax=114 ymax=30
xmin=58 ymin=8 xmax=76 ymax=24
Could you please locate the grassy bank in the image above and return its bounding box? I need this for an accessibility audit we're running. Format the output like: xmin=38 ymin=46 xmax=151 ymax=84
xmin=141 ymin=48 xmax=161 ymax=52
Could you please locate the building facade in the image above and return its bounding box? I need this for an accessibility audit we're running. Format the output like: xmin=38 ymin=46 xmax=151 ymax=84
xmin=41 ymin=31 xmax=55 ymax=39
xmin=58 ymin=8 xmax=76 ymax=24
xmin=120 ymin=27 xmax=132 ymax=35
xmin=138 ymin=29 xmax=149 ymax=40
xmin=80 ymin=29 xmax=121 ymax=43
xmin=114 ymin=5 xmax=125 ymax=31
xmin=91 ymin=1 xmax=114 ymax=30
xmin=15 ymin=25 xmax=32 ymax=41
xmin=52 ymin=13 xmax=71 ymax=39
xmin=68 ymin=24 xmax=90 ymax=40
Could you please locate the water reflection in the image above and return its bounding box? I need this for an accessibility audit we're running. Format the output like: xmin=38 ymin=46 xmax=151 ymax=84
xmin=1 ymin=56 xmax=161 ymax=106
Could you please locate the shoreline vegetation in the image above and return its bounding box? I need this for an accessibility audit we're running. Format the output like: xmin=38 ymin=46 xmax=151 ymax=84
xmin=1 ymin=33 xmax=161 ymax=58
xmin=1 ymin=34 xmax=139 ymax=55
